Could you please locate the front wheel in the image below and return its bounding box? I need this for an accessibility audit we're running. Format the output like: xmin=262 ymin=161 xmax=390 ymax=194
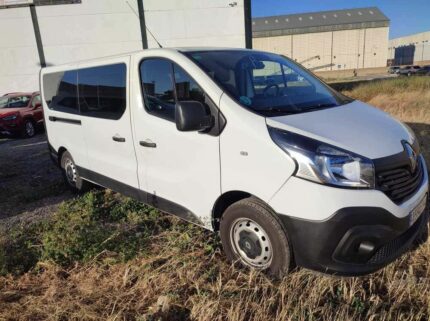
xmin=220 ymin=198 xmax=292 ymax=278
xmin=60 ymin=151 xmax=91 ymax=193
xmin=22 ymin=120 xmax=36 ymax=138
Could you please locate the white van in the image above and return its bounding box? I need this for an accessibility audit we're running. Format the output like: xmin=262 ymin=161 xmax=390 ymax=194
xmin=41 ymin=48 xmax=428 ymax=277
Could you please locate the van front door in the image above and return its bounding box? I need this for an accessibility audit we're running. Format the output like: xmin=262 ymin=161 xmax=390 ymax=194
xmin=77 ymin=58 xmax=139 ymax=191
xmin=132 ymin=56 xmax=222 ymax=228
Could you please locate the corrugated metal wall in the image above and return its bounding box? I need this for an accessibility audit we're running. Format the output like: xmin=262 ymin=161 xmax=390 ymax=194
xmin=253 ymin=27 xmax=389 ymax=71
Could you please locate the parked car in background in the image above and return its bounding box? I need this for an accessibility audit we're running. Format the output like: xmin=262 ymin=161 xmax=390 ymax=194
xmin=398 ymin=65 xmax=421 ymax=76
xmin=416 ymin=65 xmax=430 ymax=76
xmin=388 ymin=66 xmax=400 ymax=74
xmin=0 ymin=92 xmax=43 ymax=137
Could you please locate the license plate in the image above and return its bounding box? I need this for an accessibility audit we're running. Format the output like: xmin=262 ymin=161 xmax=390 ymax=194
xmin=410 ymin=195 xmax=427 ymax=226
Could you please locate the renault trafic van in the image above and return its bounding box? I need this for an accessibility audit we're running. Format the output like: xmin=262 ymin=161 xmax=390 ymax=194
xmin=41 ymin=48 xmax=428 ymax=277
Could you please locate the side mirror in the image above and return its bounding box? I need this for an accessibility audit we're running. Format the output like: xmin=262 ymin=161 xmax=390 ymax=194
xmin=34 ymin=102 xmax=42 ymax=109
xmin=175 ymin=101 xmax=213 ymax=132
xmin=285 ymin=73 xmax=298 ymax=82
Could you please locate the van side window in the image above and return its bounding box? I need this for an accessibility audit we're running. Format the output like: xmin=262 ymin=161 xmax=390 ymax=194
xmin=78 ymin=64 xmax=127 ymax=120
xmin=140 ymin=59 xmax=176 ymax=121
xmin=173 ymin=64 xmax=206 ymax=103
xmin=43 ymin=70 xmax=79 ymax=114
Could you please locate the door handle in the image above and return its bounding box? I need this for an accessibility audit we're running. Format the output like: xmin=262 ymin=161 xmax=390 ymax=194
xmin=139 ymin=140 xmax=157 ymax=148
xmin=112 ymin=135 xmax=126 ymax=142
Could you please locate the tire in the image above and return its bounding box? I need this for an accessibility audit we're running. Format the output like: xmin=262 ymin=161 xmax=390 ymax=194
xmin=60 ymin=151 xmax=91 ymax=193
xmin=22 ymin=119 xmax=36 ymax=138
xmin=220 ymin=197 xmax=292 ymax=278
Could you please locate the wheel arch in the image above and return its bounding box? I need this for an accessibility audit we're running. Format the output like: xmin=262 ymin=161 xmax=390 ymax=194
xmin=212 ymin=190 xmax=275 ymax=231
xmin=57 ymin=146 xmax=68 ymax=168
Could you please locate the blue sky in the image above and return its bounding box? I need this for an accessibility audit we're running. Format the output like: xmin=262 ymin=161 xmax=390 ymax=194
xmin=251 ymin=0 xmax=430 ymax=39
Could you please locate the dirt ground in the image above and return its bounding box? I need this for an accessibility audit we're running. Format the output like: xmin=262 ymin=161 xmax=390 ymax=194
xmin=0 ymin=133 xmax=71 ymax=229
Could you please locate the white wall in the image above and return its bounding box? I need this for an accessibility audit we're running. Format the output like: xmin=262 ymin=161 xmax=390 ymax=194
xmin=0 ymin=0 xmax=142 ymax=93
xmin=143 ymin=0 xmax=246 ymax=48
xmin=0 ymin=0 xmax=247 ymax=94
xmin=0 ymin=7 xmax=40 ymax=93
xmin=389 ymin=31 xmax=430 ymax=63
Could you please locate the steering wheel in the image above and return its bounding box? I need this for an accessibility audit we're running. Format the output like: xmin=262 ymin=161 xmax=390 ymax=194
xmin=263 ymin=83 xmax=280 ymax=97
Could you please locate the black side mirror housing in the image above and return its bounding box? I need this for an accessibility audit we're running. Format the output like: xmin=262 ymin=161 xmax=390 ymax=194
xmin=175 ymin=101 xmax=213 ymax=132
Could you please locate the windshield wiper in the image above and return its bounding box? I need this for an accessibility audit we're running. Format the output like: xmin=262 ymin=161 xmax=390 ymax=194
xmin=300 ymin=103 xmax=340 ymax=112
xmin=253 ymin=107 xmax=297 ymax=115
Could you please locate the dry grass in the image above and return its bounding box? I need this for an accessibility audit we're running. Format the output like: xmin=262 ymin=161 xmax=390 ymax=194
xmin=1 ymin=77 xmax=430 ymax=321
xmin=1 ymin=223 xmax=430 ymax=321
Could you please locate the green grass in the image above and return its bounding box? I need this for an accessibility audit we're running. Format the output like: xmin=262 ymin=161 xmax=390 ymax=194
xmin=0 ymin=190 xmax=197 ymax=275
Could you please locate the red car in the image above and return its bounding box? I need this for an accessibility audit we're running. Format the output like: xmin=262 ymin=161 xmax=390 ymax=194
xmin=0 ymin=92 xmax=43 ymax=138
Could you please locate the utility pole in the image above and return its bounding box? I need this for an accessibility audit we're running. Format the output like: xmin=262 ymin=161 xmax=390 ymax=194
xmin=136 ymin=0 xmax=148 ymax=49
xmin=30 ymin=4 xmax=46 ymax=67
xmin=243 ymin=0 xmax=252 ymax=49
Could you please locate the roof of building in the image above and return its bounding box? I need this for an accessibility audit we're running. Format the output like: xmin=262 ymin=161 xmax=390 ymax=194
xmin=252 ymin=7 xmax=390 ymax=38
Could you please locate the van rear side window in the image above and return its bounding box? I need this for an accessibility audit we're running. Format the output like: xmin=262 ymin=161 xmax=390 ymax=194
xmin=78 ymin=64 xmax=127 ymax=120
xmin=43 ymin=70 xmax=79 ymax=114
xmin=43 ymin=63 xmax=127 ymax=120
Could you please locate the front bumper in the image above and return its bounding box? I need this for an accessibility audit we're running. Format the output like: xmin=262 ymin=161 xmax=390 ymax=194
xmin=278 ymin=203 xmax=428 ymax=276
xmin=0 ymin=121 xmax=20 ymax=135
xmin=270 ymin=156 xmax=429 ymax=276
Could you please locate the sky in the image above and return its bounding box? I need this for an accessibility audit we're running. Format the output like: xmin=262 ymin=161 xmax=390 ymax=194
xmin=251 ymin=0 xmax=430 ymax=39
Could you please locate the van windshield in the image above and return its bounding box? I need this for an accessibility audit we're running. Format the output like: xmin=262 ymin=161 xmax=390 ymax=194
xmin=184 ymin=50 xmax=353 ymax=116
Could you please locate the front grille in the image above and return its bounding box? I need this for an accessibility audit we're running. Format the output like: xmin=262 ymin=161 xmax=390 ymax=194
xmin=376 ymin=156 xmax=423 ymax=204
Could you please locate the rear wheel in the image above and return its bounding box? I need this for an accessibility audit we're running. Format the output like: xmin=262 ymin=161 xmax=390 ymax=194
xmin=220 ymin=197 xmax=292 ymax=278
xmin=22 ymin=120 xmax=36 ymax=138
xmin=60 ymin=151 xmax=91 ymax=193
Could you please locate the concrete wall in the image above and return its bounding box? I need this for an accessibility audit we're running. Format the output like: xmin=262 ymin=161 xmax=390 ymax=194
xmin=389 ymin=31 xmax=430 ymax=65
xmin=0 ymin=0 xmax=142 ymax=93
xmin=253 ymin=26 xmax=389 ymax=71
xmin=143 ymin=0 xmax=246 ymax=48
xmin=0 ymin=7 xmax=40 ymax=93
xmin=0 ymin=0 xmax=246 ymax=94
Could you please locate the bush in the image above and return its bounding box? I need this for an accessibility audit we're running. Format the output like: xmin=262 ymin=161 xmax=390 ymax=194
xmin=41 ymin=191 xmax=160 ymax=266
xmin=0 ymin=223 xmax=44 ymax=276
xmin=0 ymin=190 xmax=172 ymax=275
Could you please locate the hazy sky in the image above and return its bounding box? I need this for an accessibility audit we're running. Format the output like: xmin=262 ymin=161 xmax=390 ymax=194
xmin=251 ymin=0 xmax=430 ymax=39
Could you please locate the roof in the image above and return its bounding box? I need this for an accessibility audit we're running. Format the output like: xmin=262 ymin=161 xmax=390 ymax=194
xmin=252 ymin=7 xmax=390 ymax=38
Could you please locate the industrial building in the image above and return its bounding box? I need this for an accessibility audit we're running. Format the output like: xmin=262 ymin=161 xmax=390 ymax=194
xmin=252 ymin=7 xmax=390 ymax=71
xmin=388 ymin=31 xmax=430 ymax=65
xmin=0 ymin=0 xmax=251 ymax=93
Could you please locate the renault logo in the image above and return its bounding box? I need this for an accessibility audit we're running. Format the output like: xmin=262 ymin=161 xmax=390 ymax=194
xmin=404 ymin=142 xmax=418 ymax=173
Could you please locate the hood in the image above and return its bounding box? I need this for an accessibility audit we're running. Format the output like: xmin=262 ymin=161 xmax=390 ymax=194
xmin=266 ymin=100 xmax=412 ymax=159
xmin=0 ymin=108 xmax=23 ymax=116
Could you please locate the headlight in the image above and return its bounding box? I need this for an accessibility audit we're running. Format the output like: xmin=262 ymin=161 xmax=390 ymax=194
xmin=269 ymin=127 xmax=375 ymax=188
xmin=2 ymin=114 xmax=18 ymax=121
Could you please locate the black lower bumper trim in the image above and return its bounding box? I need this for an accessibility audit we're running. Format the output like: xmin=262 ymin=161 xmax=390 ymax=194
xmin=278 ymin=203 xmax=429 ymax=276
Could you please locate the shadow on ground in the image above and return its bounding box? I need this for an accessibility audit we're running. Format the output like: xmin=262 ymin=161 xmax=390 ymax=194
xmin=0 ymin=133 xmax=71 ymax=225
